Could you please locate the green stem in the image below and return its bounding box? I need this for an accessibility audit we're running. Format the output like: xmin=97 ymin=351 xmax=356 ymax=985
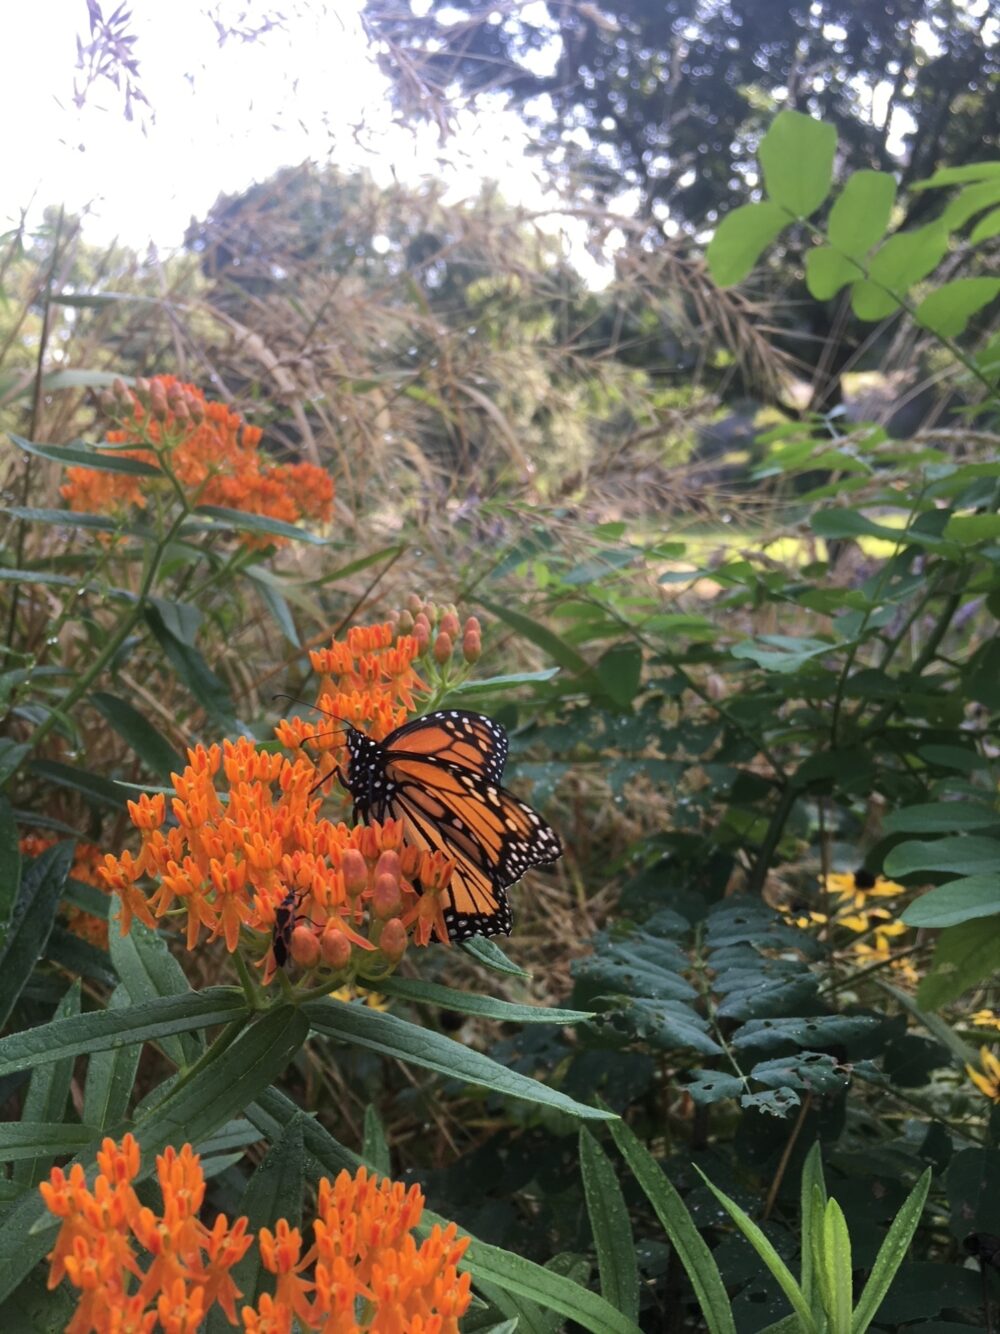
xmin=861 ymin=588 xmax=964 ymax=739
xmin=165 ymin=1013 xmax=252 ymax=1095
xmin=746 ymin=781 xmax=799 ymax=898
xmin=27 ymin=505 xmax=190 ymax=755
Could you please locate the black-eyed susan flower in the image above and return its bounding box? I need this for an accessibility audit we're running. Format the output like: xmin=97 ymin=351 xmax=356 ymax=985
xmin=822 ymin=868 xmax=904 ymax=912
xmin=966 ymin=1047 xmax=1000 ymax=1103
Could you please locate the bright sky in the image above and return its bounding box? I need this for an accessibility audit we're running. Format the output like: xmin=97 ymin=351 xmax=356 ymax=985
xmin=3 ymin=0 xmax=591 ymax=262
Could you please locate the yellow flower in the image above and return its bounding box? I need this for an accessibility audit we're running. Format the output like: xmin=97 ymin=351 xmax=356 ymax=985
xmin=971 ymin=1009 xmax=1000 ymax=1032
xmin=966 ymin=1047 xmax=1000 ymax=1103
xmin=778 ymin=903 xmax=828 ymax=930
xmin=822 ymin=869 xmax=904 ymax=911
xmin=329 ymin=984 xmax=389 ymax=1011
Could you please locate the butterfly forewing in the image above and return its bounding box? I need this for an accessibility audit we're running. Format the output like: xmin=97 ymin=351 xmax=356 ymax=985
xmin=343 ymin=709 xmax=560 ymax=942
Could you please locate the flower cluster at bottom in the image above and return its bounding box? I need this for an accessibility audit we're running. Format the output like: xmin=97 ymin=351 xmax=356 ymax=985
xmin=40 ymin=1136 xmax=472 ymax=1334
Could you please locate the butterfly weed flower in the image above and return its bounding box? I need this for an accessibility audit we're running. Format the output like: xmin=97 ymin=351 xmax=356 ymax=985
xmin=40 ymin=1134 xmax=251 ymax=1334
xmin=61 ymin=374 xmax=333 ymax=549
xmin=244 ymin=1166 xmax=472 ymax=1333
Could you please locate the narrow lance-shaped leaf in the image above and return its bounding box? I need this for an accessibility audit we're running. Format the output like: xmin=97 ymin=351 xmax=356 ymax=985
xmin=610 ymin=1120 xmax=736 ymax=1334
xmin=303 ymin=997 xmax=614 ymax=1121
xmin=850 ymin=1169 xmax=931 ymax=1334
xmin=580 ymin=1129 xmax=639 ymax=1322
xmin=13 ymin=979 xmax=81 ymax=1188
xmin=0 ymin=841 xmax=75 ymax=1030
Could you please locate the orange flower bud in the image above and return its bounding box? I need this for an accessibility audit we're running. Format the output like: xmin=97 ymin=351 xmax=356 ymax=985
xmin=172 ymin=397 xmax=191 ymax=423
xmin=372 ymin=872 xmax=402 ymax=920
xmin=413 ymin=622 xmax=431 ymax=652
xmin=406 ymin=593 xmax=423 ymax=615
xmin=424 ymin=602 xmax=438 ymax=625
xmin=439 ymin=611 xmax=460 ymax=638
xmin=321 ymin=926 xmax=352 ymax=970
xmin=433 ymin=632 xmax=453 ymax=665
xmin=342 ymin=848 xmax=369 ymax=897
xmin=290 ymin=924 xmax=320 ymax=968
xmin=399 ymin=845 xmax=421 ymax=879
xmin=397 ymin=609 xmax=414 ymax=634
xmin=112 ymin=377 xmax=129 ymax=402
xmin=462 ymin=632 xmax=482 ymax=664
xmin=375 ymin=850 xmax=401 ymax=881
xmin=379 ymin=918 xmax=407 ymax=964
xmin=149 ymin=382 xmax=168 ymax=420
xmin=464 ymin=615 xmax=481 ymax=636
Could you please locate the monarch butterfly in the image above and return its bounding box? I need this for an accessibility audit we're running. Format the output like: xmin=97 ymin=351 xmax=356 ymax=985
xmin=337 ymin=709 xmax=562 ymax=942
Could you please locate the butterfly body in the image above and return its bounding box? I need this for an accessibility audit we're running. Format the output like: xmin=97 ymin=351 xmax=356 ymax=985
xmin=340 ymin=709 xmax=561 ymax=942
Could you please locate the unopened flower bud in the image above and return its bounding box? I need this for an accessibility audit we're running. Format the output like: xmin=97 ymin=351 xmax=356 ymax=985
xmin=399 ymin=845 xmax=421 ymax=879
xmin=290 ymin=925 xmax=320 ymax=968
xmin=372 ymin=872 xmax=402 ymax=920
xmin=413 ymin=622 xmax=430 ymax=652
xmin=134 ymin=377 xmax=151 ymax=400
xmin=149 ymin=382 xmax=168 ymax=421
xmin=187 ymin=393 xmax=205 ymax=423
xmin=342 ymin=848 xmax=369 ymax=897
xmin=406 ymin=592 xmax=423 ymax=615
xmin=433 ymin=631 xmax=453 ymax=665
xmin=379 ymin=918 xmax=407 ymax=964
xmin=397 ymin=609 xmax=414 ymax=634
xmin=112 ymin=377 xmax=129 ymax=402
xmin=464 ymin=616 xmax=481 ymax=636
xmin=321 ymin=926 xmax=352 ymax=970
xmin=172 ymin=397 xmax=191 ymax=423
xmin=439 ymin=611 xmax=460 ymax=638
xmin=98 ymin=389 xmax=116 ymax=415
xmin=375 ymin=850 xmax=401 ymax=881
xmin=462 ymin=632 xmax=482 ymax=664
xmin=424 ymin=602 xmax=438 ymax=625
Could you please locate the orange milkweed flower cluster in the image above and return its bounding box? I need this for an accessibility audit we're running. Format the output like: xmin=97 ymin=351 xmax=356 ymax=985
xmin=41 ymin=1141 xmax=472 ymax=1334
xmin=61 ymin=375 xmax=333 ymax=550
xmin=20 ymin=835 xmax=112 ymax=948
xmin=39 ymin=1134 xmax=251 ymax=1334
xmin=248 ymin=1165 xmax=471 ymax=1334
xmin=99 ymin=622 xmax=459 ymax=978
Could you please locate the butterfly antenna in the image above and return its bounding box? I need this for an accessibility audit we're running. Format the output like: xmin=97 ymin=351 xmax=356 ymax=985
xmin=272 ymin=693 xmax=356 ymax=731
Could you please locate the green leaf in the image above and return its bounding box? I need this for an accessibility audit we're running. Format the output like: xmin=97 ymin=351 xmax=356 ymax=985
xmin=805 ymin=246 xmax=859 ymax=300
xmin=759 ymin=110 xmax=836 ymax=217
xmin=0 ymin=840 xmax=75 ymax=1030
xmin=90 ymin=691 xmax=183 ymax=778
xmin=939 ymin=178 xmax=1000 ymax=231
xmin=695 ymin=1166 xmax=817 ymax=1333
xmin=459 ymin=936 xmax=532 ymax=977
xmin=609 ymin=1120 xmax=735 ymax=1334
xmin=706 ymin=201 xmax=789 ymax=287
xmin=135 ymin=1006 xmax=308 ymax=1158
xmin=822 ymin=1199 xmax=852 ymax=1334
xmin=915 ymin=278 xmax=1000 ymax=337
xmin=800 ymin=1144 xmax=827 ymax=1316
xmin=8 ymin=433 xmax=161 ymax=476
xmin=580 ymin=1130 xmax=639 ymax=1321
xmin=970 ymin=206 xmax=1000 ymax=245
xmin=244 ymin=566 xmax=301 ymax=647
xmin=302 ymin=998 xmax=614 ymax=1120
xmin=363 ymin=1105 xmax=391 ymax=1179
xmin=828 ymin=170 xmax=896 ymax=257
xmin=901 ymin=876 xmax=1000 ymax=928
xmin=13 ymin=979 xmax=81 ymax=1188
xmin=83 ymin=985 xmax=143 ymax=1130
xmin=596 ymin=643 xmax=643 ymax=707
xmin=811 ymin=507 xmax=946 ymax=550
xmin=193 ymin=504 xmax=330 ymax=546
xmin=463 ymin=1238 xmax=641 ymax=1334
xmin=913 ymin=162 xmax=1000 ymax=189
xmin=884 ymin=802 xmax=999 ymax=834
xmin=0 ymin=1122 xmax=98 ymax=1163
xmin=2 ymin=505 xmax=141 ymax=534
xmin=944 ymin=512 xmax=1000 ymax=542
xmin=0 ymin=795 xmax=21 ymax=928
xmin=850 ymin=1169 xmax=930 ymax=1334
xmin=448 ymin=669 xmax=560 ymax=699
xmin=0 ymin=741 xmax=30 ymax=791
xmin=917 ymin=917 xmax=1000 ymax=1008
xmin=851 ymin=226 xmax=949 ymax=320
xmin=0 ymin=989 xmax=248 ymax=1079
xmin=684 ymin=1070 xmax=744 ymax=1104
xmin=731 ymin=633 xmax=836 ymax=673
xmin=144 ymin=603 xmax=236 ymax=729
xmin=109 ymin=913 xmax=209 ymax=1068
xmin=477 ymin=597 xmax=591 ymax=676
xmin=884 ymin=835 xmax=1000 ymax=878
xmin=363 ymin=975 xmax=593 ymax=1024
xmin=27 ymin=759 xmax=128 ymax=811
